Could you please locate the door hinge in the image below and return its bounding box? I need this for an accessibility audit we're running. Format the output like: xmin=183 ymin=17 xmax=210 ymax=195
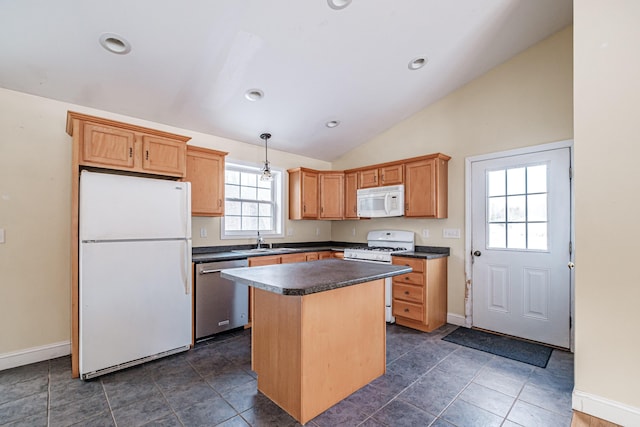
xmin=569 ymin=166 xmax=573 ymax=180
xmin=569 ymin=241 xmax=573 ymax=255
xmin=570 ymin=316 xmax=572 ymax=329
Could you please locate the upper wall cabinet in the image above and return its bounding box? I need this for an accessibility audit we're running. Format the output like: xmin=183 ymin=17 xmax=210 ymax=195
xmin=288 ymin=168 xmax=320 ymax=220
xmin=344 ymin=172 xmax=358 ymax=219
xmin=66 ymin=111 xmax=190 ymax=178
xmin=404 ymin=154 xmax=449 ymax=218
xmin=319 ymin=172 xmax=344 ymax=220
xmin=358 ymin=164 xmax=404 ymax=188
xmin=183 ymin=146 xmax=228 ymax=216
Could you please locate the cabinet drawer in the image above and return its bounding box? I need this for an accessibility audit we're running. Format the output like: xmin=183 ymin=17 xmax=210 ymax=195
xmin=393 ymin=300 xmax=424 ymax=322
xmin=393 ymin=283 xmax=423 ymax=304
xmin=393 ymin=271 xmax=424 ymax=286
xmin=392 ymin=256 xmax=424 ymax=273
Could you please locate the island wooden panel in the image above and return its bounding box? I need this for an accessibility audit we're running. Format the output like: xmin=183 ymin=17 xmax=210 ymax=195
xmin=252 ymin=279 xmax=386 ymax=424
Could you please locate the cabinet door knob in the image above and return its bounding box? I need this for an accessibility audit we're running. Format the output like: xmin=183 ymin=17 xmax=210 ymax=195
xmin=404 ymin=308 xmax=409 ymax=313
xmin=129 ymin=147 xmax=133 ymax=158
xmin=145 ymin=150 xmax=149 ymax=160
xmin=404 ymin=291 xmax=410 ymax=295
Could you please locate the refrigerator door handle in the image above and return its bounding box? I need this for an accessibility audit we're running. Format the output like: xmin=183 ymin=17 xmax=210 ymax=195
xmin=182 ymin=241 xmax=191 ymax=295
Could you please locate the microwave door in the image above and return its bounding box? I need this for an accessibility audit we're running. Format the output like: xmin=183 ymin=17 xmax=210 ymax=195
xmin=359 ymin=194 xmax=382 ymax=217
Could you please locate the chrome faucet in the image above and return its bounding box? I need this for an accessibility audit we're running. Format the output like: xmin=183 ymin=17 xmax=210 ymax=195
xmin=256 ymin=231 xmax=265 ymax=249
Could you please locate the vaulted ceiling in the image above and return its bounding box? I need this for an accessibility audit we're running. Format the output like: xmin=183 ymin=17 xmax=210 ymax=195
xmin=0 ymin=0 xmax=572 ymax=160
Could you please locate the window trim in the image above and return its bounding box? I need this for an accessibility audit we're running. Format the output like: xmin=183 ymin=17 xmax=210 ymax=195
xmin=220 ymin=160 xmax=284 ymax=240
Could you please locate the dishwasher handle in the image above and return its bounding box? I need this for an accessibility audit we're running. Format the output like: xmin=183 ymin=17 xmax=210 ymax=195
xmin=200 ymin=268 xmax=223 ymax=274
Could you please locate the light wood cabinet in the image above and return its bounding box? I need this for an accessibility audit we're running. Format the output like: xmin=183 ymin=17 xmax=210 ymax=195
xmin=318 ymin=251 xmax=333 ymax=260
xmin=288 ymin=168 xmax=319 ymax=219
xmin=81 ymin=123 xmax=135 ymax=169
xmin=404 ymin=155 xmax=449 ymax=218
xmin=391 ymin=256 xmax=447 ymax=332
xmin=248 ymin=255 xmax=282 ymax=267
xmin=380 ymin=164 xmax=404 ymax=186
xmin=344 ymin=172 xmax=358 ymax=219
xmin=358 ymin=168 xmax=380 ymax=188
xmin=183 ymin=146 xmax=227 ymax=216
xmin=319 ymin=172 xmax=344 ymax=219
xmin=281 ymin=253 xmax=308 ymax=264
xmin=67 ymin=112 xmax=190 ymax=178
xmin=358 ymin=164 xmax=404 ymax=188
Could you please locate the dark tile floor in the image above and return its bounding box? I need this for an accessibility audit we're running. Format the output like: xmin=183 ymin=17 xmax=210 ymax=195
xmin=0 ymin=324 xmax=574 ymax=426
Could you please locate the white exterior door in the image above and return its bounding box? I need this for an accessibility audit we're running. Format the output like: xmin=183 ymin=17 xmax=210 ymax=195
xmin=471 ymin=147 xmax=571 ymax=348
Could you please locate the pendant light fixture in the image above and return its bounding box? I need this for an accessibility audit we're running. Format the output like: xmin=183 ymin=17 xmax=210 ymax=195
xmin=260 ymin=133 xmax=273 ymax=181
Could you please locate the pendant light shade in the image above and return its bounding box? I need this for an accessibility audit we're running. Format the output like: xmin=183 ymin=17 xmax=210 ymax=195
xmin=260 ymin=133 xmax=273 ymax=181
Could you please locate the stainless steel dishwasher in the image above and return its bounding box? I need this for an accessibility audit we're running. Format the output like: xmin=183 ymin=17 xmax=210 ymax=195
xmin=195 ymin=259 xmax=249 ymax=340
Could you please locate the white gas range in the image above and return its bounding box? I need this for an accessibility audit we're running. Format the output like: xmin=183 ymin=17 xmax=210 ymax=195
xmin=344 ymin=230 xmax=415 ymax=323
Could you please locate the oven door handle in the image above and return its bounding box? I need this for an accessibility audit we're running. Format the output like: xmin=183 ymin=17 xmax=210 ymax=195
xmin=200 ymin=269 xmax=222 ymax=274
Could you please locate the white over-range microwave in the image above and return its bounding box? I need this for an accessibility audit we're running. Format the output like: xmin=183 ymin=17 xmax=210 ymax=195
xmin=357 ymin=185 xmax=405 ymax=218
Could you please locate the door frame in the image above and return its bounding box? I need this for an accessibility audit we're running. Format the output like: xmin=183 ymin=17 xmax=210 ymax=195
xmin=464 ymin=139 xmax=575 ymax=351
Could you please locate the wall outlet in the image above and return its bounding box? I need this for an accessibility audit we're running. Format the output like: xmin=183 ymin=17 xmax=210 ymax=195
xmin=0 ymin=228 xmax=4 ymax=244
xmin=287 ymin=228 xmax=294 ymax=236
xmin=443 ymin=228 xmax=461 ymax=239
xmin=316 ymin=227 xmax=320 ymax=236
xmin=199 ymin=227 xmax=207 ymax=238
xmin=422 ymin=229 xmax=429 ymax=238
xmin=352 ymin=228 xmax=356 ymax=236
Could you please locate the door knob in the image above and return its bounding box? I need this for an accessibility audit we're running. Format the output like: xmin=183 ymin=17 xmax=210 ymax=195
xmin=568 ymin=262 xmax=575 ymax=270
xmin=473 ymin=250 xmax=481 ymax=257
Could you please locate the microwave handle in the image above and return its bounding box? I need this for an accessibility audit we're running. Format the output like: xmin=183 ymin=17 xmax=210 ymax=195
xmin=384 ymin=193 xmax=390 ymax=215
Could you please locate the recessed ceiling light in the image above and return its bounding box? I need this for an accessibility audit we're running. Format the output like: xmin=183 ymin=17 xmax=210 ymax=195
xmin=408 ymin=56 xmax=428 ymax=70
xmin=99 ymin=33 xmax=131 ymax=55
xmin=245 ymin=89 xmax=264 ymax=101
xmin=325 ymin=120 xmax=340 ymax=128
xmin=327 ymin=0 xmax=352 ymax=10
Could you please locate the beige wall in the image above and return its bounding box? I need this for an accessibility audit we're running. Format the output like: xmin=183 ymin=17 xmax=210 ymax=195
xmin=332 ymin=26 xmax=574 ymax=318
xmin=0 ymin=88 xmax=330 ymax=355
xmin=574 ymin=0 xmax=640 ymax=418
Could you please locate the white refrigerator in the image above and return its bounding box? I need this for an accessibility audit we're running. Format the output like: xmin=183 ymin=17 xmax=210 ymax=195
xmin=79 ymin=170 xmax=192 ymax=379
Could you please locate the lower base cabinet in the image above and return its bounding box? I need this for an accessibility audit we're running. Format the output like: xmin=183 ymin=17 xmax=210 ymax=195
xmin=391 ymin=256 xmax=447 ymax=332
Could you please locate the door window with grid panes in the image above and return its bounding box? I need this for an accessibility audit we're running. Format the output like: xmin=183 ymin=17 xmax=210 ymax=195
xmin=222 ymin=164 xmax=282 ymax=238
xmin=486 ymin=164 xmax=548 ymax=250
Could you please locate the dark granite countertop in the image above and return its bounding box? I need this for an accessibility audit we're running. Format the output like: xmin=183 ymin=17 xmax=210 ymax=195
xmin=393 ymin=246 xmax=450 ymax=260
xmin=191 ymin=242 xmax=361 ymax=264
xmin=192 ymin=242 xmax=450 ymax=264
xmin=220 ymin=259 xmax=412 ymax=296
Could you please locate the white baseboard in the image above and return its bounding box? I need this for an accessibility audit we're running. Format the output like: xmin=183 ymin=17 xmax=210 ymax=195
xmin=447 ymin=313 xmax=466 ymax=326
xmin=0 ymin=341 xmax=71 ymax=371
xmin=573 ymin=389 xmax=640 ymax=426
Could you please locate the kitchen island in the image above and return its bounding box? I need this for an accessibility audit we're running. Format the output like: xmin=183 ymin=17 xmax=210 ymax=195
xmin=221 ymin=259 xmax=412 ymax=425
